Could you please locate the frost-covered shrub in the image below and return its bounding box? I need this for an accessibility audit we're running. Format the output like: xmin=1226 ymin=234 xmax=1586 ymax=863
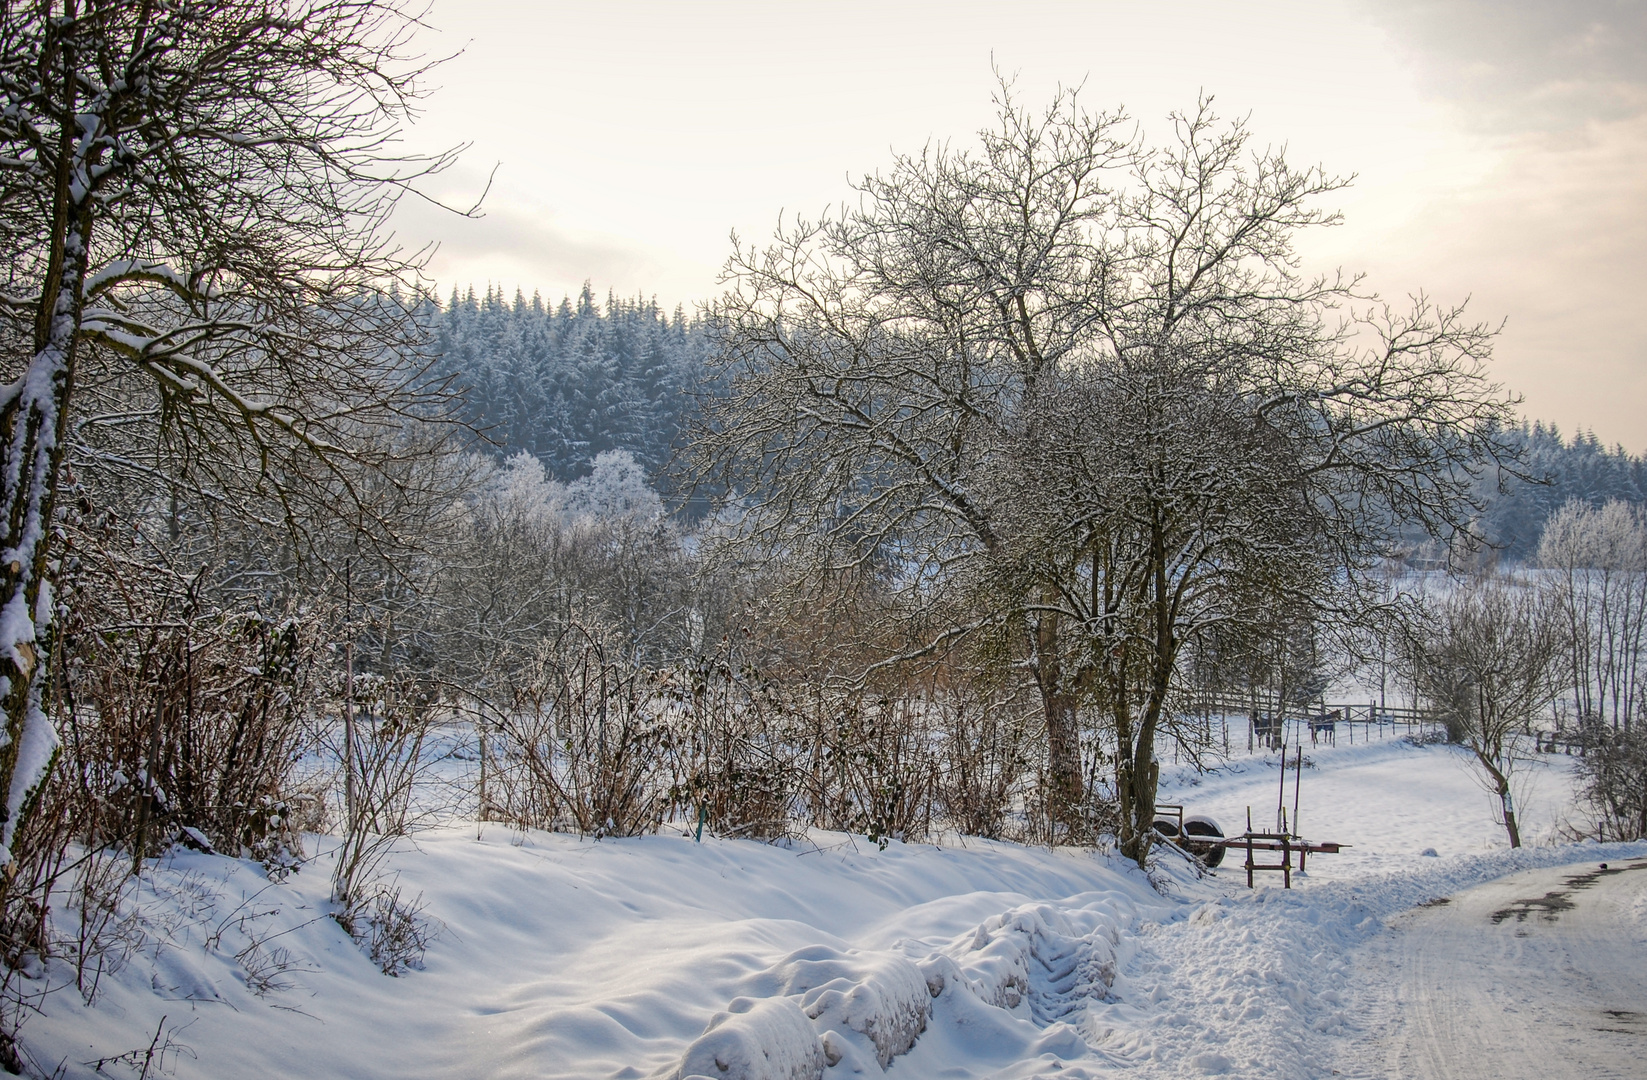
xmin=1577 ymin=720 xmax=1647 ymax=840
xmin=54 ymin=518 xmax=324 ymax=867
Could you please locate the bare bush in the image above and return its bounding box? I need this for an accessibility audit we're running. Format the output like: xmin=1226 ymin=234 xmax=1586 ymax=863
xmin=928 ymin=686 xmax=1037 ymax=841
xmin=333 ymin=881 xmax=436 ymax=977
xmin=667 ymin=654 xmax=803 ymax=843
xmin=83 ymin=1014 xmax=197 ymax=1079
xmin=1576 ymin=721 xmax=1647 ymax=840
xmin=329 ymin=675 xmax=436 ymax=916
xmin=481 ymin=623 xmax=674 ymax=838
xmin=55 ymin=517 xmax=321 ymax=872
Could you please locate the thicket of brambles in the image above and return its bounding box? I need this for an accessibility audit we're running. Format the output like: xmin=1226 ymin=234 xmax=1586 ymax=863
xmin=0 ymin=1 xmax=1644 ymax=1071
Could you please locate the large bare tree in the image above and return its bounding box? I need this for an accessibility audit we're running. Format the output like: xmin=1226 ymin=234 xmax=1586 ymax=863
xmin=695 ymin=85 xmax=1518 ymax=859
xmin=0 ymin=0 xmax=456 ymax=877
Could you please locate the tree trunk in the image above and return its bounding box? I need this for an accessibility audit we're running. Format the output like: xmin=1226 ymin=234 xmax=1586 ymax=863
xmin=1032 ymin=606 xmax=1084 ymax=839
xmin=0 ymin=35 xmax=90 ymax=862
xmin=1117 ymin=658 xmax=1174 ymax=868
xmin=1473 ymin=742 xmax=1522 ymax=850
xmin=1500 ymin=790 xmax=1522 ymax=848
xmin=1116 ymin=514 xmax=1178 ymax=868
xmin=1117 ymin=753 xmax=1159 ymax=868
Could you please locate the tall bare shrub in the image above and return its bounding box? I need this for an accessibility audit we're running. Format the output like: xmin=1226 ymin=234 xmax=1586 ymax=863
xmin=482 ymin=623 xmax=674 ymax=838
xmin=56 ymin=514 xmax=321 ymax=869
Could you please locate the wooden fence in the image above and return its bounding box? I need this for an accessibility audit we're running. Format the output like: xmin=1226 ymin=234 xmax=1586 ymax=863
xmin=1176 ymin=698 xmax=1448 ymax=751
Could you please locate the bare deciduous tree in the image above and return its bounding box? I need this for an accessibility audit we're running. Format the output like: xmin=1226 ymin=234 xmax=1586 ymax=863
xmin=694 ymin=83 xmax=1518 ymax=861
xmin=692 ymin=85 xmax=1134 ymax=833
xmin=0 ymin=0 xmax=458 ymax=884
xmin=1538 ymin=499 xmax=1647 ymax=731
xmin=1411 ymin=574 xmax=1564 ymax=848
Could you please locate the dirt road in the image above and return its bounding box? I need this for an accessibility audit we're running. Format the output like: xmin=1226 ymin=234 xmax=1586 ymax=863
xmin=1344 ymin=858 xmax=1647 ymax=1080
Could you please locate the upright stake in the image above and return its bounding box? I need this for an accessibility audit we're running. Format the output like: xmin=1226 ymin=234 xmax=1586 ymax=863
xmin=1276 ymin=744 xmax=1288 ymax=832
xmin=343 ymin=558 xmax=356 ymax=850
xmin=1293 ymin=742 xmax=1303 ymax=838
xmin=476 ymin=704 xmax=487 ymax=839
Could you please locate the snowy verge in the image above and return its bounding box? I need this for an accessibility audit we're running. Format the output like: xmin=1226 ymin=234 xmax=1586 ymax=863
xmin=673 ymin=996 xmax=826 ymax=1080
xmin=21 ymin=826 xmax=1166 ymax=1080
xmin=17 ymin=737 xmax=1630 ymax=1080
xmin=663 ymin=886 xmax=1149 ymax=1080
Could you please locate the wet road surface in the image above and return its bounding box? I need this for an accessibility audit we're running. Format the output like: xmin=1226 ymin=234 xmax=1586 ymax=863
xmin=1344 ymin=858 xmax=1647 ymax=1079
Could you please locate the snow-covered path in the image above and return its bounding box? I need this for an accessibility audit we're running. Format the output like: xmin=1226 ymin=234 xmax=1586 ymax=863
xmin=21 ymin=736 xmax=1647 ymax=1080
xmin=1338 ymin=858 xmax=1647 ymax=1080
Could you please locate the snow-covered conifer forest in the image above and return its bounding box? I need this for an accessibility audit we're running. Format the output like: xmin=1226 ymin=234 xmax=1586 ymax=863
xmin=0 ymin=3 xmax=1644 ymax=1078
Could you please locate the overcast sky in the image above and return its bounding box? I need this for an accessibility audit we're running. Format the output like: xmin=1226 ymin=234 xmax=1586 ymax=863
xmin=391 ymin=0 xmax=1647 ymax=452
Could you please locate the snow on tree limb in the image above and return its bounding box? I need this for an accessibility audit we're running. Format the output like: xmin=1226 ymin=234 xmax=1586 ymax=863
xmin=0 ymin=1 xmax=464 ymax=876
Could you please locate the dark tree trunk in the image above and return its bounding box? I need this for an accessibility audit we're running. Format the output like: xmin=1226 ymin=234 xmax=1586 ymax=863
xmin=1033 ymin=607 xmax=1084 ymax=839
xmin=1502 ymin=799 xmax=1522 ymax=849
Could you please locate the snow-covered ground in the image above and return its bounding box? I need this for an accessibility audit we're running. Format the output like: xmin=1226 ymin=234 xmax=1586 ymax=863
xmin=1158 ymin=731 xmax=1585 ymax=879
xmin=1334 ymin=858 xmax=1647 ymax=1079
xmin=18 ymin=733 xmax=1646 ymax=1080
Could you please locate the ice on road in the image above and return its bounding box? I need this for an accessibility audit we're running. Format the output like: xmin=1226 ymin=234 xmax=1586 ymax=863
xmin=1342 ymin=858 xmax=1647 ymax=1080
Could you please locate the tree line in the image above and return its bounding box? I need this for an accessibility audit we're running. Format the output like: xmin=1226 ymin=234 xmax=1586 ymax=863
xmin=1477 ymin=424 xmax=1644 ymax=555
xmin=426 ymin=288 xmax=1645 ymax=539
xmin=428 ymin=285 xmax=707 ymax=486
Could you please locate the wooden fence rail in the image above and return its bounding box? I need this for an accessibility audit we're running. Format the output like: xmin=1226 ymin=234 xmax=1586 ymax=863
xmin=1175 ymin=699 xmax=1449 ymax=751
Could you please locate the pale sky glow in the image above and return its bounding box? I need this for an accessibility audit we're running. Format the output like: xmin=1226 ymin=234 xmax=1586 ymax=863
xmin=391 ymin=0 xmax=1647 ymax=451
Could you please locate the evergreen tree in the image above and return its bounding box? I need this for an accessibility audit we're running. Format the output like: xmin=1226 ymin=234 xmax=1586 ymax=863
xmin=1476 ymin=422 xmax=1646 ymax=559
xmin=425 ymin=282 xmax=709 ymax=492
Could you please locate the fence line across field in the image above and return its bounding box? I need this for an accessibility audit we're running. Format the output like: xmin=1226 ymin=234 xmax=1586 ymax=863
xmin=1170 ymin=698 xmax=1450 ymax=753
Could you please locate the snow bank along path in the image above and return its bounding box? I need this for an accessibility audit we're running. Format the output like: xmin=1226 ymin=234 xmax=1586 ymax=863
xmin=27 ymin=826 xmax=1165 ymax=1080
xmin=23 ymin=736 xmax=1646 ymax=1080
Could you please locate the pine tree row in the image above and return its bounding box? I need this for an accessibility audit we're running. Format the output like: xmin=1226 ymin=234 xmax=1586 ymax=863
xmin=428 ymin=283 xmax=709 ymax=485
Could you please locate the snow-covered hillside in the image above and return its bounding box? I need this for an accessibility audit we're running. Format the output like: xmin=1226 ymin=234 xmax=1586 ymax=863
xmin=19 ymin=735 xmax=1645 ymax=1080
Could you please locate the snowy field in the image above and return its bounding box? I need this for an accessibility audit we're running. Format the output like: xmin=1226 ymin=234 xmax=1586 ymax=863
xmin=1157 ymin=731 xmax=1586 ymax=880
xmin=19 ymin=734 xmax=1647 ymax=1080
